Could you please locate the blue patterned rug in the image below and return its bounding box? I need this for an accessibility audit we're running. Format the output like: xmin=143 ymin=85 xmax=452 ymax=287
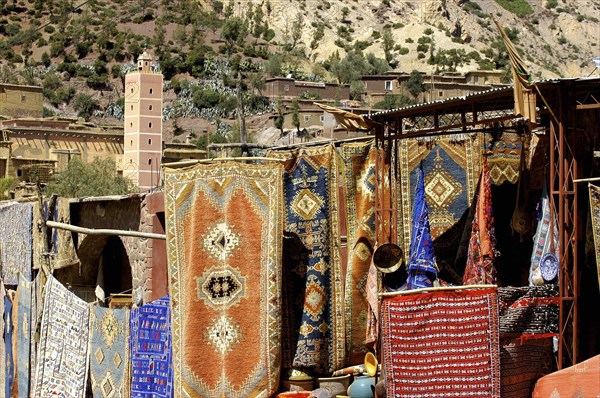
xmin=269 ymin=145 xmax=344 ymax=373
xmin=4 ymin=295 xmax=14 ymax=397
xmin=90 ymin=307 xmax=130 ymax=398
xmin=398 ymin=135 xmax=482 ymax=284
xmin=17 ymin=274 xmax=33 ymax=398
xmin=130 ymin=295 xmax=173 ymax=397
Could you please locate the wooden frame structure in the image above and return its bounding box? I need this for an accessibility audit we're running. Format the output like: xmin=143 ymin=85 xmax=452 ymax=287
xmin=370 ymin=77 xmax=600 ymax=369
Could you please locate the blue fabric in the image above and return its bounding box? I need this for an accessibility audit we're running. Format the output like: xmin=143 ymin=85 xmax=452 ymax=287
xmin=17 ymin=275 xmax=32 ymax=398
xmin=407 ymin=168 xmax=438 ymax=289
xmin=130 ymin=295 xmax=173 ymax=398
xmin=4 ymin=295 xmax=14 ymax=398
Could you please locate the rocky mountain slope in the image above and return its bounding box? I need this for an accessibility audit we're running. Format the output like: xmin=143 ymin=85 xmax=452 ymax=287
xmin=0 ymin=0 xmax=598 ymax=142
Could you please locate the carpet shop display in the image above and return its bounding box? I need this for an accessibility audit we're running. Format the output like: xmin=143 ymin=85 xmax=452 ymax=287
xmin=268 ymin=145 xmax=344 ymax=373
xmin=340 ymin=141 xmax=377 ymax=364
xmin=32 ymin=275 xmax=90 ymax=398
xmin=381 ymin=288 xmax=501 ymax=398
xmin=164 ymin=161 xmax=284 ymax=397
xmin=0 ymin=202 xmax=33 ymax=284
xmin=16 ymin=274 xmax=32 ymax=398
xmin=90 ymin=306 xmax=131 ymax=398
xmin=397 ymin=135 xmax=482 ymax=284
xmin=130 ymin=295 xmax=173 ymax=397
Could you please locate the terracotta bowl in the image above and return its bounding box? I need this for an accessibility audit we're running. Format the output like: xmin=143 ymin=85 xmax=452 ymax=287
xmin=280 ymin=379 xmax=314 ymax=392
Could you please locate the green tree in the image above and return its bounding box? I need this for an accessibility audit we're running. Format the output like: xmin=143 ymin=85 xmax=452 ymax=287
xmin=382 ymin=28 xmax=394 ymax=63
xmin=274 ymin=99 xmax=285 ymax=136
xmin=72 ymin=93 xmax=99 ymax=119
xmin=291 ymin=12 xmax=304 ymax=50
xmin=45 ymin=157 xmax=135 ymax=197
xmin=0 ymin=177 xmax=13 ymax=200
xmin=291 ymin=98 xmax=300 ymax=134
xmin=406 ymin=70 xmax=426 ymax=100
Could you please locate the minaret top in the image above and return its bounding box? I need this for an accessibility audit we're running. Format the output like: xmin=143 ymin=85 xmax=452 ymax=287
xmin=137 ymin=51 xmax=153 ymax=73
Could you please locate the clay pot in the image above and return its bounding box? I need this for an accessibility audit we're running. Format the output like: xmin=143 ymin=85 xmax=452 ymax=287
xmin=317 ymin=374 xmax=352 ymax=396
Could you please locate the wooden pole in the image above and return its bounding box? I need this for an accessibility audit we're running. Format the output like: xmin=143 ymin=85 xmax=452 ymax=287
xmin=379 ymin=284 xmax=497 ymax=297
xmin=45 ymin=220 xmax=166 ymax=240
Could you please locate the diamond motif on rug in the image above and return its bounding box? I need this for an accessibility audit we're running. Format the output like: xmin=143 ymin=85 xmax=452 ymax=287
xmin=206 ymin=315 xmax=242 ymax=355
xmin=354 ymin=242 xmax=372 ymax=262
xmin=291 ymin=189 xmax=324 ymax=220
xmin=95 ymin=347 xmax=105 ymax=364
xmin=113 ymin=352 xmax=122 ymax=369
xmin=101 ymin=309 xmax=118 ymax=349
xmin=195 ymin=266 xmax=246 ymax=310
xmin=424 ymin=151 xmax=463 ymax=211
xmin=101 ymin=371 xmax=116 ymax=397
xmin=203 ymin=222 xmax=240 ymax=261
xmin=304 ymin=277 xmax=327 ymax=322
xmin=357 ymin=166 xmax=376 ymax=199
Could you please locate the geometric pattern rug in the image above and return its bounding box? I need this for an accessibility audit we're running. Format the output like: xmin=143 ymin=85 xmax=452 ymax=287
xmin=340 ymin=140 xmax=377 ymax=364
xmin=269 ymin=145 xmax=345 ymax=373
xmin=17 ymin=275 xmax=33 ymax=398
xmin=164 ymin=162 xmax=284 ymax=396
xmin=32 ymin=275 xmax=90 ymax=398
xmin=130 ymin=296 xmax=173 ymax=398
xmin=0 ymin=202 xmax=33 ymax=285
xmin=500 ymin=337 xmax=554 ymax=398
xmin=381 ymin=288 xmax=500 ymax=398
xmin=498 ymin=285 xmax=559 ymax=338
xmin=590 ymin=184 xmax=600 ymax=292
xmin=89 ymin=307 xmax=130 ymax=398
xmin=397 ymin=134 xmax=482 ymax=284
xmin=484 ymin=131 xmax=523 ymax=186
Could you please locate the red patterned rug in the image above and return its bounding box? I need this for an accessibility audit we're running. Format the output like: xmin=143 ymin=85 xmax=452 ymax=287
xmin=382 ymin=288 xmax=500 ymax=398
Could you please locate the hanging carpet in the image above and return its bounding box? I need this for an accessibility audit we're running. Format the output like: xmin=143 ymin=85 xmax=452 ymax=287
xmin=463 ymin=156 xmax=499 ymax=285
xmin=532 ymin=354 xmax=600 ymax=398
xmin=17 ymin=275 xmax=32 ymax=398
xmin=0 ymin=202 xmax=32 ymax=285
xmin=397 ymin=135 xmax=482 ymax=284
xmin=90 ymin=307 xmax=131 ymax=398
xmin=381 ymin=288 xmax=500 ymax=398
xmin=268 ymin=145 xmax=345 ymax=373
xmin=164 ymin=162 xmax=283 ymax=397
xmin=32 ymin=275 xmax=90 ymax=398
xmin=498 ymin=285 xmax=559 ymax=337
xmin=4 ymin=294 xmax=14 ymax=398
xmin=340 ymin=141 xmax=377 ymax=364
xmin=589 ymin=184 xmax=600 ymax=292
xmin=130 ymin=295 xmax=173 ymax=398
xmin=484 ymin=131 xmax=524 ymax=186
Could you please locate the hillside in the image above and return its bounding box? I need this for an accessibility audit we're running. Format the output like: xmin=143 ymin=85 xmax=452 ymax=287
xmin=0 ymin=0 xmax=598 ymax=144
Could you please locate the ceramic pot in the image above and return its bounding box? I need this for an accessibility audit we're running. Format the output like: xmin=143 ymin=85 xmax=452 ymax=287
xmin=347 ymin=375 xmax=375 ymax=398
xmin=318 ymin=374 xmax=352 ymax=396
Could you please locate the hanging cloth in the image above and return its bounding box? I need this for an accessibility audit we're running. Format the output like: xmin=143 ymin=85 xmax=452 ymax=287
xmin=407 ymin=167 xmax=438 ymax=289
xmin=463 ymin=156 xmax=499 ymax=285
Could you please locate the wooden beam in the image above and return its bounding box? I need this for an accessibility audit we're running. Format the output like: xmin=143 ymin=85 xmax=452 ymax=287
xmin=575 ymin=103 xmax=600 ymax=110
xmin=45 ymin=220 xmax=166 ymax=240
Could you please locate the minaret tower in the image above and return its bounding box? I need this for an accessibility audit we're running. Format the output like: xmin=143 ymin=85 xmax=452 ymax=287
xmin=123 ymin=51 xmax=163 ymax=191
